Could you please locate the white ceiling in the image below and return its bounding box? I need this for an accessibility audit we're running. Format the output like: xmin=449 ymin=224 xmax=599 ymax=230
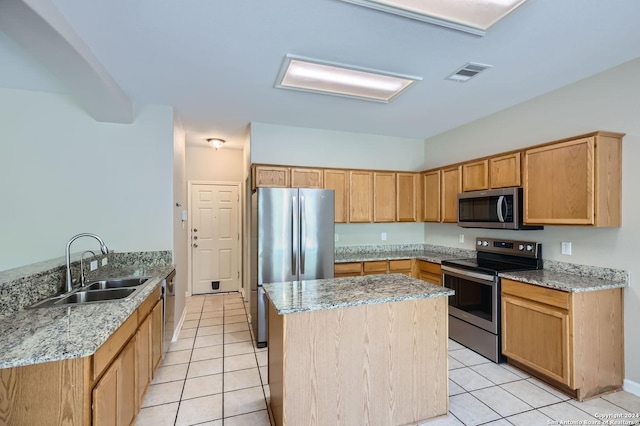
xmin=4 ymin=0 xmax=640 ymax=150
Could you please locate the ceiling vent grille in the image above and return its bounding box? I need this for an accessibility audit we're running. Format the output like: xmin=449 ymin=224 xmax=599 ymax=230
xmin=446 ymin=62 xmax=492 ymax=82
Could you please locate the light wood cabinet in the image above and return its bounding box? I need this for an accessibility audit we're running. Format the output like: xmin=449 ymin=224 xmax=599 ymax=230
xmin=373 ymin=172 xmax=396 ymax=222
xmin=323 ymin=169 xmax=349 ymax=223
xmin=462 ymin=160 xmax=489 ymax=192
xmin=349 ymin=170 xmax=373 ymax=223
xmin=389 ymin=259 xmax=412 ymax=276
xmin=397 ymin=173 xmax=419 ymax=222
xmin=253 ymin=165 xmax=290 ymax=188
xmin=291 ymin=168 xmax=323 ymax=188
xmin=135 ymin=314 xmax=152 ymax=409
xmin=490 ymin=152 xmax=521 ymax=188
xmin=502 ymin=279 xmax=624 ymax=401
xmin=523 ymin=132 xmax=622 ymax=226
xmin=334 ymin=262 xmax=362 ymax=277
xmin=363 ymin=260 xmax=388 ymax=275
xmin=413 ymin=260 xmax=441 ymax=285
xmin=93 ymin=338 xmax=136 ymax=426
xmin=441 ymin=166 xmax=462 ymax=223
xmin=422 ymin=170 xmax=441 ymax=222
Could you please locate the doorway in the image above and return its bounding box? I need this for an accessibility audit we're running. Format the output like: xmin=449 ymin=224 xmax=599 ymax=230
xmin=188 ymin=181 xmax=241 ymax=295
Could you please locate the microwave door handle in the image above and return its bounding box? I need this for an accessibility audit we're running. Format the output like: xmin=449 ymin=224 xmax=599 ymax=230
xmin=497 ymin=195 xmax=505 ymax=222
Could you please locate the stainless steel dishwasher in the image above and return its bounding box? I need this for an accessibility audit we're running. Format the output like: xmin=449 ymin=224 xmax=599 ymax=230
xmin=162 ymin=269 xmax=176 ymax=354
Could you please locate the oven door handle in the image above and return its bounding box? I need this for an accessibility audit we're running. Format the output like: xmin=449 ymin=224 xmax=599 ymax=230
xmin=497 ymin=195 xmax=505 ymax=223
xmin=442 ymin=265 xmax=497 ymax=283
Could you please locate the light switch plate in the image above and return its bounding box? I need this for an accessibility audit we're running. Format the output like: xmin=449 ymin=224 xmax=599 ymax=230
xmin=90 ymin=260 xmax=98 ymax=271
xmin=102 ymin=257 xmax=108 ymax=266
xmin=381 ymin=232 xmax=387 ymax=241
xmin=459 ymin=234 xmax=464 ymax=243
xmin=334 ymin=234 xmax=339 ymax=242
xmin=561 ymin=242 xmax=572 ymax=255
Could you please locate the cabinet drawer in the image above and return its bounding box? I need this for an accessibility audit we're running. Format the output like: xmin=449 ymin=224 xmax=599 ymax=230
xmin=389 ymin=259 xmax=412 ymax=271
xmin=335 ymin=262 xmax=362 ymax=274
xmin=363 ymin=261 xmax=387 ymax=273
xmin=417 ymin=260 xmax=441 ymax=275
xmin=138 ymin=286 xmax=161 ymax=324
xmin=502 ymin=279 xmax=569 ymax=310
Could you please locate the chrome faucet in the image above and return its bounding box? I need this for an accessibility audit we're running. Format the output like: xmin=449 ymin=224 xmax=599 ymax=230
xmin=65 ymin=233 xmax=109 ymax=293
xmin=80 ymin=250 xmax=96 ymax=287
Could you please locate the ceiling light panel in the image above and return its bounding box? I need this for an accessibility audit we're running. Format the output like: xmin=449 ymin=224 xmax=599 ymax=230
xmin=275 ymin=55 xmax=421 ymax=102
xmin=339 ymin=0 xmax=528 ymax=36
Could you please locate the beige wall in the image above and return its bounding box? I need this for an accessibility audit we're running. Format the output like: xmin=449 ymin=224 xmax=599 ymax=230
xmin=186 ymin=146 xmax=244 ymax=182
xmin=172 ymin=121 xmax=187 ymax=333
xmin=422 ymin=58 xmax=640 ymax=389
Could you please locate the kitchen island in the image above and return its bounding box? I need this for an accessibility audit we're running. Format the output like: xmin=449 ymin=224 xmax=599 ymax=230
xmin=263 ymin=273 xmax=453 ymax=426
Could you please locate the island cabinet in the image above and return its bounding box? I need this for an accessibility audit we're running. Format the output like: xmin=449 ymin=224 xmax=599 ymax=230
xmin=523 ymin=132 xmax=623 ymax=226
xmin=323 ymin=169 xmax=349 ymax=223
xmin=441 ymin=166 xmax=462 ymax=223
xmin=501 ymin=279 xmax=624 ymax=401
xmin=373 ymin=172 xmax=396 ymax=222
xmin=349 ymin=170 xmax=373 ymax=222
xmin=265 ymin=276 xmax=450 ymax=426
xmin=396 ymin=172 xmax=419 ymax=222
xmin=0 ymin=286 xmax=164 ymax=425
xmin=422 ymin=170 xmax=441 ymax=222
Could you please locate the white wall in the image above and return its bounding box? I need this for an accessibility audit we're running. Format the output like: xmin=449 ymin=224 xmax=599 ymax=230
xmin=250 ymin=122 xmax=426 ymax=246
xmin=0 ymin=87 xmax=174 ymax=270
xmin=422 ymin=58 xmax=640 ymax=387
xmin=185 ymin=146 xmax=244 ymax=182
xmin=172 ymin=120 xmax=187 ymax=333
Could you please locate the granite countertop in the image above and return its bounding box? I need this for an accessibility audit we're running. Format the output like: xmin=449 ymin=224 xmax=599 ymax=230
xmin=0 ymin=264 xmax=175 ymax=369
xmin=263 ymin=273 xmax=454 ymax=315
xmin=500 ymin=269 xmax=628 ymax=293
xmin=335 ymin=249 xmax=472 ymax=264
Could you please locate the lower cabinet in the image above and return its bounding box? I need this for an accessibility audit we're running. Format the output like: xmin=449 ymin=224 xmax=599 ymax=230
xmin=136 ymin=312 xmax=152 ymax=408
xmin=334 ymin=259 xmax=441 ymax=283
xmin=335 ymin=262 xmax=362 ymax=277
xmin=501 ymin=279 xmax=624 ymax=401
xmin=414 ymin=260 xmax=442 ymax=285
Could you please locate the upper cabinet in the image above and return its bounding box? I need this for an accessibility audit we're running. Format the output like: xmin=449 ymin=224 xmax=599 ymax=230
xmin=323 ymin=169 xmax=349 ymax=223
xmin=462 ymin=159 xmax=489 ymax=192
xmin=523 ymin=132 xmax=622 ymax=227
xmin=253 ymin=165 xmax=289 ymax=189
xmin=373 ymin=172 xmax=396 ymax=222
xmin=291 ymin=168 xmax=323 ymax=188
xmin=422 ymin=170 xmax=441 ymax=222
xmin=349 ymin=170 xmax=373 ymax=223
xmin=441 ymin=166 xmax=462 ymax=223
xmin=397 ymin=172 xmax=419 ymax=222
xmin=490 ymin=152 xmax=521 ymax=188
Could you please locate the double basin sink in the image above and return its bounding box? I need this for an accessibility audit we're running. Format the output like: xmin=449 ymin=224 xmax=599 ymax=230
xmin=30 ymin=277 xmax=152 ymax=308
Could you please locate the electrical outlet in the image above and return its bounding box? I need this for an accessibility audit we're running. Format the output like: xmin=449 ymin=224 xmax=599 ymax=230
xmin=459 ymin=234 xmax=464 ymax=243
xmin=101 ymin=257 xmax=108 ymax=266
xmin=90 ymin=260 xmax=98 ymax=271
xmin=561 ymin=242 xmax=572 ymax=255
xmin=335 ymin=234 xmax=339 ymax=242
xmin=381 ymin=232 xmax=387 ymax=241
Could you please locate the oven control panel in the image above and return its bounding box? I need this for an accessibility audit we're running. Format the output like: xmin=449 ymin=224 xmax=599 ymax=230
xmin=476 ymin=238 xmax=540 ymax=257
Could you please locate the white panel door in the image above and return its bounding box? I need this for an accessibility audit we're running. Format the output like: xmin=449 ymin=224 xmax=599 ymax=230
xmin=191 ymin=184 xmax=240 ymax=294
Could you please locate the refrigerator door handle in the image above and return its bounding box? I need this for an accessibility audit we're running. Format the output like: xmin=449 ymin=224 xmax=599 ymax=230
xmin=291 ymin=195 xmax=297 ymax=275
xmin=300 ymin=195 xmax=306 ymax=274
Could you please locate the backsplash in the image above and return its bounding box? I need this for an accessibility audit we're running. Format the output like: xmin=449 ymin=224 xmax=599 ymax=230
xmin=335 ymin=243 xmax=475 ymax=259
xmin=0 ymin=250 xmax=172 ymax=319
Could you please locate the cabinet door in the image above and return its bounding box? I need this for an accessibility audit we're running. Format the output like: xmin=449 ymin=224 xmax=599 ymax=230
xmin=151 ymin=302 xmax=163 ymax=375
xmin=524 ymin=137 xmax=594 ymax=225
xmin=422 ymin=171 xmax=441 ymax=222
xmin=118 ymin=339 xmax=136 ymax=426
xmin=502 ymin=294 xmax=571 ymax=387
xmin=389 ymin=259 xmax=412 ymax=276
xmin=93 ymin=361 xmax=118 ymax=426
xmin=414 ymin=260 xmax=442 ymax=285
xmin=462 ymin=160 xmax=489 ymax=192
xmin=136 ymin=314 xmax=152 ymax=409
xmin=349 ymin=171 xmax=373 ymax=223
xmin=253 ymin=166 xmax=290 ymax=188
xmin=334 ymin=262 xmax=362 ymax=278
xmin=373 ymin=172 xmax=396 ymax=222
xmin=323 ymin=169 xmax=349 ymax=223
xmin=396 ymin=173 xmax=418 ymax=222
xmin=93 ymin=339 xmax=136 ymax=426
xmin=441 ymin=166 xmax=462 ymax=223
xmin=363 ymin=261 xmax=388 ymax=275
xmin=291 ymin=168 xmax=323 ymax=188
xmin=490 ymin=152 xmax=521 ymax=188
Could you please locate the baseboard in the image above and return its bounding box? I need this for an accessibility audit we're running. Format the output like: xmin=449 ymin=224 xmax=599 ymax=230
xmin=623 ymin=379 xmax=640 ymax=397
xmin=172 ymin=307 xmax=187 ymax=342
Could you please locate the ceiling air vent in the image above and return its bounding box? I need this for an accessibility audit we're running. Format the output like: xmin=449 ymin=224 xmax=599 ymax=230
xmin=446 ymin=62 xmax=492 ymax=82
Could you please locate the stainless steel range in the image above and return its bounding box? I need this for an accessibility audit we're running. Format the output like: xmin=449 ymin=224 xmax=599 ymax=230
xmin=441 ymin=238 xmax=542 ymax=363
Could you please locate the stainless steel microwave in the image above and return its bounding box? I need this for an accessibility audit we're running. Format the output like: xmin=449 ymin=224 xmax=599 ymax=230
xmin=457 ymin=187 xmax=543 ymax=230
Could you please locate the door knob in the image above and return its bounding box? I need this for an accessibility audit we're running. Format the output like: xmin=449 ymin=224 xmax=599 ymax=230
xmin=193 ymin=236 xmax=198 ymax=240
xmin=193 ymin=243 xmax=198 ymax=248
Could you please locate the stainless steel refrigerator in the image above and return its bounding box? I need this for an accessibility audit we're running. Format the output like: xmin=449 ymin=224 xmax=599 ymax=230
xmin=250 ymin=188 xmax=335 ymax=347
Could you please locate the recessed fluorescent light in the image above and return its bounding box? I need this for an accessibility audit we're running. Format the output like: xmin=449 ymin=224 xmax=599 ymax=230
xmin=339 ymin=0 xmax=529 ymax=36
xmin=275 ymin=55 xmax=421 ymax=102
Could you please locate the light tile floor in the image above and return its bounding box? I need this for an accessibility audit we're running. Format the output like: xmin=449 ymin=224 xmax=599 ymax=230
xmin=137 ymin=293 xmax=640 ymax=426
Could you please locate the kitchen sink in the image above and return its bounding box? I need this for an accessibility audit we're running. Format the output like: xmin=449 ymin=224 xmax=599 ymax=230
xmin=57 ymin=288 xmax=136 ymax=305
xmin=84 ymin=277 xmax=150 ymax=290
